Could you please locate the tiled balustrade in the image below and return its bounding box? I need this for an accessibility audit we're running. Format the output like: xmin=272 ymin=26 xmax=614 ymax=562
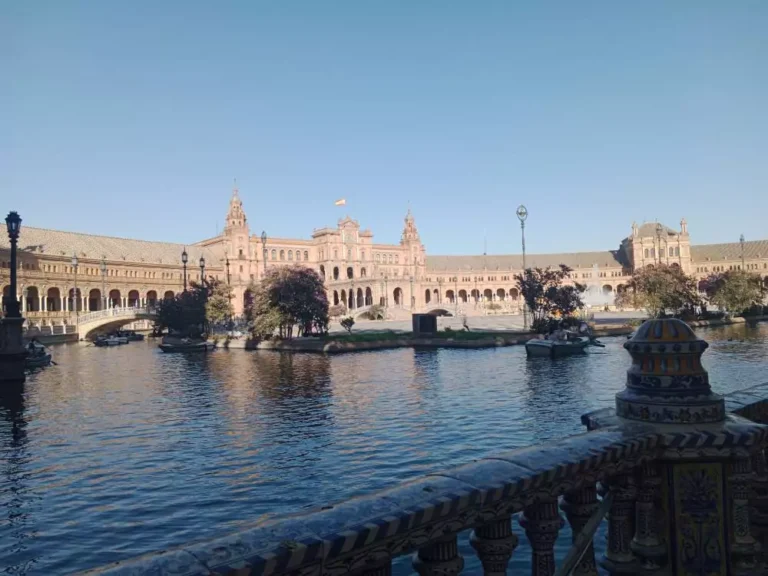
xmin=80 ymin=319 xmax=768 ymax=575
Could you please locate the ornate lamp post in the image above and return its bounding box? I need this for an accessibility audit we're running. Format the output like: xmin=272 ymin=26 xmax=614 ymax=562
xmin=655 ymin=223 xmax=663 ymax=265
xmin=225 ymin=257 xmax=232 ymax=329
xmin=71 ymin=253 xmax=79 ymax=321
xmin=181 ymin=248 xmax=188 ymax=292
xmin=437 ymin=277 xmax=443 ymax=305
xmin=740 ymin=234 xmax=746 ymax=270
xmin=410 ymin=275 xmax=414 ymax=310
xmin=199 ymin=255 xmax=206 ymax=286
xmin=384 ymin=274 xmax=389 ymax=308
xmin=3 ymin=211 xmax=22 ymax=318
xmin=100 ymin=257 xmax=107 ymax=310
xmin=516 ymin=205 xmax=528 ymax=330
xmin=261 ymin=231 xmax=268 ymax=275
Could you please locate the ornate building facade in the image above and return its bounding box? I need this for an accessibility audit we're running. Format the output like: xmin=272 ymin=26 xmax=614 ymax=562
xmin=2 ymin=185 xmax=768 ymax=328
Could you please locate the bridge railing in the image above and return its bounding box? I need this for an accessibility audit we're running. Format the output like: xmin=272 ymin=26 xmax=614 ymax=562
xmin=80 ymin=383 xmax=768 ymax=576
xmin=77 ymin=306 xmax=157 ymax=325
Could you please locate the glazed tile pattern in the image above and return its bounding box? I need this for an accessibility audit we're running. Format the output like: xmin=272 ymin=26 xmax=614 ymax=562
xmin=615 ymin=318 xmax=726 ymax=424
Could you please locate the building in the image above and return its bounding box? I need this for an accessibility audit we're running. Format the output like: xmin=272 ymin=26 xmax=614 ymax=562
xmin=2 ymin=185 xmax=768 ymax=329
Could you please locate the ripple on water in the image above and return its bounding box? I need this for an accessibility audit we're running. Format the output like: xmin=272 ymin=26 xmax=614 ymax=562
xmin=1 ymin=323 xmax=767 ymax=574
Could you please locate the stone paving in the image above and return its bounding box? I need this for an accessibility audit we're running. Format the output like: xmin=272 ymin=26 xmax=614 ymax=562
xmin=327 ymin=311 xmax=647 ymax=334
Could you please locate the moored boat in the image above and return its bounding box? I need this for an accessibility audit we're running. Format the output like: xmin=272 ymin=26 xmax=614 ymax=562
xmin=94 ymin=335 xmax=129 ymax=347
xmin=117 ymin=330 xmax=145 ymax=342
xmin=25 ymin=341 xmax=52 ymax=368
xmin=525 ymin=336 xmax=590 ymax=358
xmin=158 ymin=339 xmax=215 ymax=353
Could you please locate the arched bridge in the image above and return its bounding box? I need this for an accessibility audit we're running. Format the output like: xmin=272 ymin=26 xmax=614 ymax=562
xmin=77 ymin=306 xmax=157 ymax=339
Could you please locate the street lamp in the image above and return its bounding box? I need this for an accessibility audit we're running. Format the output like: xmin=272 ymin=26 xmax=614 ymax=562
xmin=71 ymin=253 xmax=79 ymax=321
xmin=181 ymin=248 xmax=188 ymax=291
xmin=655 ymin=223 xmax=663 ymax=265
xmin=225 ymin=257 xmax=232 ymax=329
xmin=3 ymin=211 xmax=22 ymax=318
xmin=437 ymin=277 xmax=443 ymax=304
xmin=410 ymin=275 xmax=414 ymax=310
xmin=740 ymin=234 xmax=746 ymax=270
xmin=516 ymin=205 xmax=528 ymax=330
xmin=100 ymin=257 xmax=107 ymax=309
xmin=199 ymin=255 xmax=206 ymax=286
xmin=261 ymin=231 xmax=268 ymax=275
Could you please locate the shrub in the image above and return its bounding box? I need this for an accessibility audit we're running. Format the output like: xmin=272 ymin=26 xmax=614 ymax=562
xmin=340 ymin=316 xmax=355 ymax=333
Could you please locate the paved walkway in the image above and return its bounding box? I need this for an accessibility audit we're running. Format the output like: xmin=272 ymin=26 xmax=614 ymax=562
xmin=328 ymin=311 xmax=646 ymax=334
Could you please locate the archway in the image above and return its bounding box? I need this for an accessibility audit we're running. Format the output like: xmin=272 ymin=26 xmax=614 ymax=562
xmin=347 ymin=267 xmax=354 ymax=279
xmin=509 ymin=288 xmax=519 ymax=300
xmin=128 ymin=289 xmax=140 ymax=307
xmin=458 ymin=289 xmax=468 ymax=303
xmin=697 ymin=279 xmax=708 ymax=293
xmin=25 ymin=286 xmax=40 ymax=312
xmin=46 ymin=287 xmax=61 ymax=311
xmin=424 ymin=289 xmax=431 ymax=305
xmin=146 ymin=290 xmax=158 ymax=307
xmin=432 ymin=288 xmax=439 ymax=302
xmin=471 ymin=289 xmax=480 ymax=303
xmin=88 ymin=288 xmax=102 ymax=311
xmin=446 ymin=289 xmax=455 ymax=304
xmin=109 ymin=289 xmax=121 ymax=308
xmin=333 ymin=290 xmax=339 ymax=306
xmin=163 ymin=290 xmax=175 ymax=300
xmin=483 ymin=288 xmax=493 ymax=302
xmin=496 ymin=288 xmax=505 ymax=301
xmin=602 ymin=285 xmax=613 ymax=295
xmin=365 ymin=287 xmax=372 ymax=306
xmin=319 ymin=265 xmax=326 ymax=280
xmin=356 ymin=287 xmax=363 ymax=308
xmin=333 ymin=267 xmax=339 ymax=280
xmin=340 ymin=289 xmax=347 ymax=308
xmin=361 ymin=267 xmax=367 ymax=278
xmin=68 ymin=287 xmax=83 ymax=312
xmin=243 ymin=289 xmax=254 ymax=311
xmin=393 ymin=287 xmax=403 ymax=306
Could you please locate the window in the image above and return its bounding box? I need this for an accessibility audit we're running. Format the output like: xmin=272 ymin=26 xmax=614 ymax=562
xmin=304 ymin=251 xmax=308 ymax=261
xmin=361 ymin=250 xmax=365 ymax=261
xmin=669 ymin=247 xmax=674 ymax=257
xmin=388 ymin=254 xmax=393 ymax=263
xmin=280 ymin=250 xmax=285 ymax=261
xmin=334 ymin=249 xmax=338 ymax=260
xmin=395 ymin=255 xmax=399 ymax=264
xmin=288 ymin=250 xmax=293 ymax=261
xmin=347 ymin=249 xmax=352 ymax=261
xmin=240 ymin=265 xmax=243 ymax=273
xmin=375 ymin=254 xmax=380 ymax=262
xmin=650 ymin=248 xmax=655 ymax=257
xmin=644 ymin=249 xmax=649 ymax=258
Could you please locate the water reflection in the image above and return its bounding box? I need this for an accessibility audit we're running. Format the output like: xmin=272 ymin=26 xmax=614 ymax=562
xmin=0 ymin=324 xmax=766 ymax=574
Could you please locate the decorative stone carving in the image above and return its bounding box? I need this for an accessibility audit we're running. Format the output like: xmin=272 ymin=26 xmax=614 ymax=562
xmin=601 ymin=473 xmax=638 ymax=575
xmin=730 ymin=453 xmax=758 ymax=574
xmin=469 ymin=515 xmax=518 ymax=576
xmin=750 ymin=449 xmax=768 ymax=572
xmin=520 ymin=498 xmax=564 ymax=576
xmin=615 ymin=318 xmax=725 ymax=424
xmin=631 ymin=462 xmax=666 ymax=574
xmin=412 ymin=535 xmax=464 ymax=575
xmin=561 ymin=484 xmax=600 ymax=576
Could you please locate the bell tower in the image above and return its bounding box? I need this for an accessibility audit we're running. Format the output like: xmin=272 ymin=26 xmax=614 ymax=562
xmin=224 ymin=182 xmax=250 ymax=262
xmin=400 ymin=208 xmax=426 ymax=278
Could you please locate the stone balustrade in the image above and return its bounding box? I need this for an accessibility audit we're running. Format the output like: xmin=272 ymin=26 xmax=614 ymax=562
xmin=79 ymin=319 xmax=768 ymax=575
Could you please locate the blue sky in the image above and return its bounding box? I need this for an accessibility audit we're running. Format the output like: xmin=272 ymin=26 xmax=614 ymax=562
xmin=4 ymin=1 xmax=767 ymax=255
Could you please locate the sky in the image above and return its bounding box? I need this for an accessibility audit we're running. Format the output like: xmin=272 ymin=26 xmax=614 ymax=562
xmin=3 ymin=1 xmax=767 ymax=255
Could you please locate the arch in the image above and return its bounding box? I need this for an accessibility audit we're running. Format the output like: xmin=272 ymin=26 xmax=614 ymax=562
xmin=304 ymin=251 xmax=309 ymax=261
xmin=365 ymin=287 xmax=373 ymax=306
xmin=361 ymin=267 xmax=367 ymax=278
xmin=128 ymin=289 xmax=140 ymax=307
xmin=602 ymin=285 xmax=613 ymax=295
xmin=68 ymin=287 xmax=83 ymax=312
xmin=496 ymin=288 xmax=505 ymax=301
xmin=109 ymin=289 xmax=121 ymax=308
xmin=333 ymin=290 xmax=339 ymax=306
xmin=616 ymin=284 xmax=626 ymax=294
xmin=88 ymin=288 xmax=102 ymax=311
xmin=243 ymin=288 xmax=254 ymax=311
xmin=319 ymin=265 xmax=326 ymax=280
xmin=271 ymin=249 xmax=277 ymax=260
xmin=446 ymin=289 xmax=455 ymax=304
xmin=509 ymin=288 xmax=519 ymax=299
xmin=458 ymin=289 xmax=468 ymax=303
xmin=356 ymin=287 xmax=363 ymax=308
xmin=347 ymin=266 xmax=354 ymax=279
xmin=279 ymin=250 xmax=285 ymax=261
xmin=288 ymin=250 xmax=293 ymax=261
xmin=163 ymin=290 xmax=175 ymax=300
xmin=470 ymin=289 xmax=480 ymax=303
xmin=340 ymin=289 xmax=347 ymax=308
xmin=670 ymin=262 xmax=680 ymax=268
xmin=146 ymin=290 xmax=158 ymax=307
xmin=697 ymin=279 xmax=708 ymax=293
xmin=333 ymin=267 xmax=340 ymax=280
xmin=393 ymin=287 xmax=403 ymax=306
xmin=424 ymin=289 xmax=431 ymax=304
xmin=24 ymin=286 xmax=40 ymax=312
xmin=483 ymin=288 xmax=493 ymax=302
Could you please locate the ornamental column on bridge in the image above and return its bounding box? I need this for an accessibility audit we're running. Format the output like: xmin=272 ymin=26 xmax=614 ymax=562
xmin=583 ymin=318 xmax=766 ymax=575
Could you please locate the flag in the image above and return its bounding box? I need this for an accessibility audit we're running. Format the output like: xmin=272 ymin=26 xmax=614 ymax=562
xmin=334 ymin=198 xmax=346 ymax=206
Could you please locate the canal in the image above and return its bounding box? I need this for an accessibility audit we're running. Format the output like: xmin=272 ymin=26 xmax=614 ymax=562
xmin=2 ymin=323 xmax=767 ymax=574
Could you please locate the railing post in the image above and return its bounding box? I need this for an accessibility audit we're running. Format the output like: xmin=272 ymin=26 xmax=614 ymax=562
xmin=469 ymin=515 xmax=518 ymax=575
xmin=560 ymin=484 xmax=600 ymax=576
xmin=751 ymin=448 xmax=768 ymax=571
xmin=600 ymin=473 xmax=637 ymax=575
xmin=520 ymin=498 xmax=564 ymax=576
xmin=413 ymin=535 xmax=464 ymax=575
xmin=630 ymin=462 xmax=666 ymax=573
xmin=730 ymin=451 xmax=759 ymax=573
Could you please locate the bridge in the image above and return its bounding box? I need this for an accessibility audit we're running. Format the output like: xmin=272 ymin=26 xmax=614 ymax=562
xmin=84 ymin=317 xmax=768 ymax=576
xmin=76 ymin=306 xmax=157 ymax=339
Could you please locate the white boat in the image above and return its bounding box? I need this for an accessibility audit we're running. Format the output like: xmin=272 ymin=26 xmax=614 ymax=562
xmin=94 ymin=335 xmax=129 ymax=347
xmin=525 ymin=335 xmax=591 ymax=358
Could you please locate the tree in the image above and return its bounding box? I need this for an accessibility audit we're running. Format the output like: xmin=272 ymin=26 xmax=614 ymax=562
xmin=340 ymin=316 xmax=355 ymax=333
xmin=204 ymin=278 xmax=234 ymax=327
xmin=246 ymin=265 xmax=329 ymax=339
xmin=514 ymin=265 xmax=585 ymax=331
xmin=617 ymin=264 xmax=700 ymax=318
xmin=155 ymin=283 xmax=208 ymax=337
xmin=701 ymin=270 xmax=763 ymax=316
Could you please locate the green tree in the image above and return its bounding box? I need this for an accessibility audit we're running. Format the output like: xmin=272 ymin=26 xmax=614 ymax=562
xmin=514 ymin=265 xmax=585 ymax=331
xmin=340 ymin=316 xmax=355 ymax=333
xmin=205 ymin=278 xmax=234 ymax=327
xmin=617 ymin=264 xmax=700 ymax=318
xmin=155 ymin=283 xmax=208 ymax=337
xmin=701 ymin=270 xmax=763 ymax=316
xmin=246 ymin=265 xmax=329 ymax=339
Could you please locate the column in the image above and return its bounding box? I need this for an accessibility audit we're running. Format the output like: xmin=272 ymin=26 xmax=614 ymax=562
xmin=520 ymin=498 xmax=564 ymax=576
xmin=413 ymin=535 xmax=463 ymax=575
xmin=470 ymin=516 xmax=518 ymax=575
xmin=600 ymin=473 xmax=637 ymax=575
xmin=630 ymin=462 xmax=665 ymax=573
xmin=561 ymin=485 xmax=600 ymax=576
xmin=62 ymin=296 xmax=67 ymax=312
xmin=39 ymin=294 xmax=44 ymax=313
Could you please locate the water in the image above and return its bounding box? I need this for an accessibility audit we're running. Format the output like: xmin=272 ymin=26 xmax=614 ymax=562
xmin=2 ymin=323 xmax=767 ymax=574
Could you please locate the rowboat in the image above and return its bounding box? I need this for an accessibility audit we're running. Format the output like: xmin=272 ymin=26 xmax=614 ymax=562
xmin=94 ymin=335 xmax=129 ymax=347
xmin=525 ymin=336 xmax=591 ymax=358
xmin=158 ymin=340 xmax=215 ymax=353
xmin=25 ymin=342 xmax=52 ymax=368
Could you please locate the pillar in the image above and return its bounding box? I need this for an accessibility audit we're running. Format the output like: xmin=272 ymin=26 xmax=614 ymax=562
xmin=62 ymin=296 xmax=67 ymax=312
xmin=38 ymin=294 xmax=44 ymax=313
xmin=583 ymin=318 xmax=765 ymax=576
xmin=0 ymin=317 xmax=26 ymax=383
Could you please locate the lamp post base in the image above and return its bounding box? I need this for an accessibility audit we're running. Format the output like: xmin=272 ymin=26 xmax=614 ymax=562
xmin=0 ymin=317 xmax=28 ymax=384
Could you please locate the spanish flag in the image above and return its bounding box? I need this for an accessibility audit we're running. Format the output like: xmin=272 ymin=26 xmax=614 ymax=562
xmin=334 ymin=198 xmax=346 ymax=206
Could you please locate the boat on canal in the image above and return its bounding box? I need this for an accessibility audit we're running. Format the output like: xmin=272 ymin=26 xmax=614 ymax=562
xmin=117 ymin=330 xmax=145 ymax=342
xmin=93 ymin=334 xmax=129 ymax=347
xmin=25 ymin=341 xmax=52 ymax=368
xmin=525 ymin=335 xmax=591 ymax=358
xmin=158 ymin=338 xmax=216 ymax=353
